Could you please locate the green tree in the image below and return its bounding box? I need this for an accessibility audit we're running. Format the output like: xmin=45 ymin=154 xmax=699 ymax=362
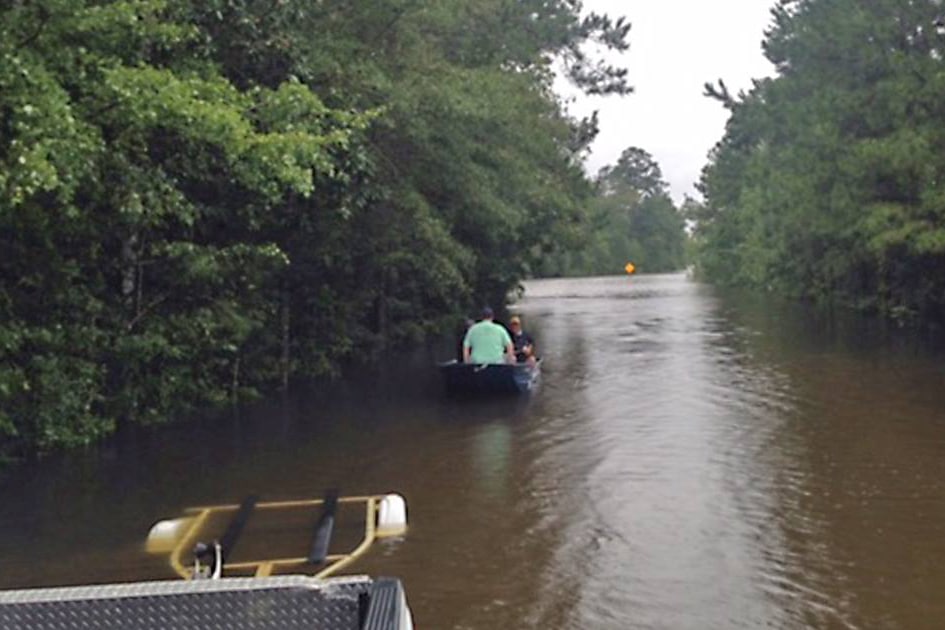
xmin=1 ymin=1 xmax=365 ymax=451
xmin=0 ymin=0 xmax=634 ymax=458
xmin=697 ymin=0 xmax=945 ymax=320
xmin=542 ymin=146 xmax=687 ymax=276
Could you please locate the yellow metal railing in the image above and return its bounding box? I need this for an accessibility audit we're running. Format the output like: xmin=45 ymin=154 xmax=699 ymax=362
xmin=164 ymin=495 xmax=381 ymax=580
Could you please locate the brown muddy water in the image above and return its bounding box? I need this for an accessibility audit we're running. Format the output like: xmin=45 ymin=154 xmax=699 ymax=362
xmin=2 ymin=274 xmax=945 ymax=629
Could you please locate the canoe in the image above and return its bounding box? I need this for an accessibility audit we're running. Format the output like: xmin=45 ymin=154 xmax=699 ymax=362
xmin=438 ymin=359 xmax=541 ymax=395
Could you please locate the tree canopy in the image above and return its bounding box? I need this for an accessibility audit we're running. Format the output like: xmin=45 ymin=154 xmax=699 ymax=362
xmin=694 ymin=0 xmax=945 ymax=320
xmin=0 ymin=0 xmax=632 ymax=456
xmin=540 ymin=146 xmax=688 ymax=277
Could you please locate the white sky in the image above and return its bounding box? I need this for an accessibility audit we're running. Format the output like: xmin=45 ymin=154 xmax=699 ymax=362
xmin=557 ymin=0 xmax=777 ymax=203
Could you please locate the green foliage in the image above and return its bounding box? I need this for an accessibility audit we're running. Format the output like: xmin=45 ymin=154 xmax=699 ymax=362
xmin=541 ymin=146 xmax=688 ymax=276
xmin=0 ymin=0 xmax=630 ymax=457
xmin=696 ymin=0 xmax=945 ymax=320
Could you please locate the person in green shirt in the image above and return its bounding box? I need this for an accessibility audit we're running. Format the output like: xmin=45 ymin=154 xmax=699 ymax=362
xmin=463 ymin=306 xmax=515 ymax=364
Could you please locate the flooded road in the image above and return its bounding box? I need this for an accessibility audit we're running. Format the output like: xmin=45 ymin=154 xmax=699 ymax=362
xmin=3 ymin=274 xmax=945 ymax=628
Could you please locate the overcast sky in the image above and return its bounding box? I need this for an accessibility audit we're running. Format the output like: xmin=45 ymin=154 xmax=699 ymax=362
xmin=557 ymin=0 xmax=778 ymax=203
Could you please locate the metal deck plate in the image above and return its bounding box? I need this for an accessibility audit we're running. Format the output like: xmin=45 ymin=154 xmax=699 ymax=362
xmin=0 ymin=576 xmax=371 ymax=629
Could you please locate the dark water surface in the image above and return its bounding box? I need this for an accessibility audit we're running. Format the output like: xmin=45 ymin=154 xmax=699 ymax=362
xmin=3 ymin=274 xmax=945 ymax=629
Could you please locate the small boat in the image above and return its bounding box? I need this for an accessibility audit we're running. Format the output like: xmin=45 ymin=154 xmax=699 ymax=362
xmin=0 ymin=491 xmax=414 ymax=629
xmin=438 ymin=359 xmax=541 ymax=395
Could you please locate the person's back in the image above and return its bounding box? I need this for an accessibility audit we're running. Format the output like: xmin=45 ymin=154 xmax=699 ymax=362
xmin=463 ymin=317 xmax=512 ymax=364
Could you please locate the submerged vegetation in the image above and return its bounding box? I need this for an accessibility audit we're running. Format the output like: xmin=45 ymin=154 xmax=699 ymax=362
xmin=0 ymin=0 xmax=640 ymax=456
xmin=695 ymin=0 xmax=945 ymax=321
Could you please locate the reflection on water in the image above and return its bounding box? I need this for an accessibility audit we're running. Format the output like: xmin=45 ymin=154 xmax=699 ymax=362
xmin=2 ymin=274 xmax=945 ymax=628
xmin=470 ymin=422 xmax=513 ymax=500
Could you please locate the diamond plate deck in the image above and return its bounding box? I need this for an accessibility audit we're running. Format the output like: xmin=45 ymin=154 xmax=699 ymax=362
xmin=0 ymin=576 xmax=377 ymax=629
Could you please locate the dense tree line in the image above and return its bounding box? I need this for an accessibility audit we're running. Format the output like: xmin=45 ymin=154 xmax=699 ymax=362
xmin=694 ymin=0 xmax=945 ymax=320
xmin=0 ymin=0 xmax=631 ymax=456
xmin=539 ymin=146 xmax=688 ymax=276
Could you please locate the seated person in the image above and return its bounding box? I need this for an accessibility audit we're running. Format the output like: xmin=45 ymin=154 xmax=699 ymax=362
xmin=463 ymin=307 xmax=515 ymax=364
xmin=508 ymin=315 xmax=537 ymax=365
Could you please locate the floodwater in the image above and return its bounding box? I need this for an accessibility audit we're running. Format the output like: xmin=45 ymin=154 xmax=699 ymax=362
xmin=2 ymin=274 xmax=945 ymax=629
